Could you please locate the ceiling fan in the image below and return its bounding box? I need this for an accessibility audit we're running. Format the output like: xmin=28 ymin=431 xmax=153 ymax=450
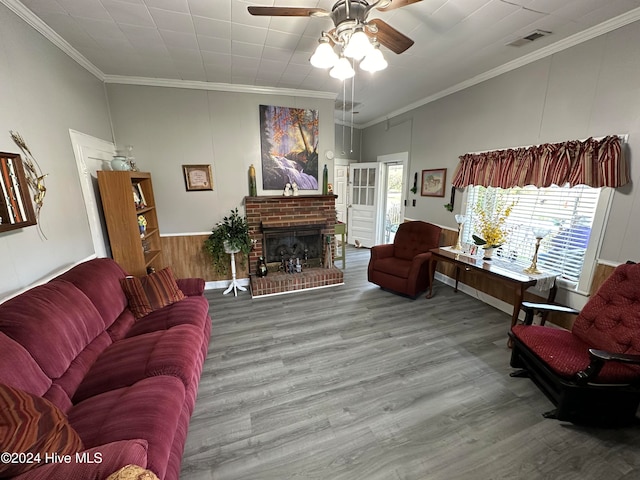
xmin=247 ymin=0 xmax=422 ymax=56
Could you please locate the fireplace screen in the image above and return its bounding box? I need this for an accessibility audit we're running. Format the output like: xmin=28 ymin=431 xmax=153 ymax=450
xmin=263 ymin=227 xmax=323 ymax=266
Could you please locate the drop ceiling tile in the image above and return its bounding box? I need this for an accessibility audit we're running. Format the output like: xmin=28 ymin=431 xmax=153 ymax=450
xmin=101 ymin=0 xmax=155 ymax=26
xmin=143 ymin=0 xmax=189 ymax=14
xmin=36 ymin=12 xmax=100 ymax=48
xmin=56 ymin=0 xmax=112 ymax=21
xmin=231 ymin=23 xmax=268 ymax=44
xmin=159 ymin=29 xmax=199 ymax=49
xmin=148 ymin=8 xmax=195 ymax=33
xmin=198 ymin=35 xmax=232 ymax=54
xmin=264 ymin=30 xmax=300 ymax=50
xmin=74 ymin=17 xmax=128 ymax=41
xmin=187 ymin=0 xmax=231 ymax=21
xmin=119 ymin=24 xmax=165 ymax=46
xmin=261 ymin=46 xmax=293 ymax=62
xmin=21 ymin=0 xmax=67 ymax=15
xmin=268 ymin=16 xmax=312 ymax=35
xmin=232 ymin=1 xmax=269 ymax=27
xmin=231 ymin=40 xmax=263 ymax=57
xmin=232 ymin=55 xmax=260 ymax=69
xmin=193 ymin=16 xmax=231 ymax=37
xmin=201 ymin=51 xmax=232 ymax=67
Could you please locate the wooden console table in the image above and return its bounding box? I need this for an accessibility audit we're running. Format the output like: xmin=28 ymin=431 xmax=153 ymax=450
xmin=427 ymin=247 xmax=557 ymax=329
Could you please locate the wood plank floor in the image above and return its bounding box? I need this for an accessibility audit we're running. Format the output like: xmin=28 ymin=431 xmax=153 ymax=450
xmin=181 ymin=247 xmax=640 ymax=480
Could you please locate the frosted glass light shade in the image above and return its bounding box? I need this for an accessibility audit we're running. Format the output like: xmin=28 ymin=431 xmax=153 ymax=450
xmin=330 ymin=57 xmax=355 ymax=80
xmin=310 ymin=42 xmax=338 ymax=69
xmin=344 ymin=30 xmax=373 ymax=60
xmin=360 ymin=47 xmax=388 ymax=73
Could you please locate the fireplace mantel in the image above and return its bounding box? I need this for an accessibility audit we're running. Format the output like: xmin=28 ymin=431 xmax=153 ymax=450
xmin=245 ymin=194 xmax=337 ymax=202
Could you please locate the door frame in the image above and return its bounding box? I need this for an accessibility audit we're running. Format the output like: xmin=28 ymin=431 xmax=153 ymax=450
xmin=377 ymin=152 xmax=409 ymax=245
xmin=69 ymin=130 xmax=116 ymax=258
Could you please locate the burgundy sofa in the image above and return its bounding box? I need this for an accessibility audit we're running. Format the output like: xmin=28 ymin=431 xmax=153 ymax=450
xmin=0 ymin=258 xmax=211 ymax=480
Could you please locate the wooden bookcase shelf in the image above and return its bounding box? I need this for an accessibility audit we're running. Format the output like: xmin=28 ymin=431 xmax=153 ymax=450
xmin=97 ymin=170 xmax=165 ymax=276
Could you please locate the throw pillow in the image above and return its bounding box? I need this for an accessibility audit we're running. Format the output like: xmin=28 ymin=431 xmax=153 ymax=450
xmin=120 ymin=267 xmax=185 ymax=319
xmin=0 ymin=383 xmax=84 ymax=477
xmin=106 ymin=464 xmax=159 ymax=480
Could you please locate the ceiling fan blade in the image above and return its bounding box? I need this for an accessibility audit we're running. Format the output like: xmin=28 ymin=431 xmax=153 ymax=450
xmin=247 ymin=6 xmax=329 ymax=17
xmin=376 ymin=0 xmax=423 ymax=12
xmin=368 ymin=18 xmax=414 ymax=54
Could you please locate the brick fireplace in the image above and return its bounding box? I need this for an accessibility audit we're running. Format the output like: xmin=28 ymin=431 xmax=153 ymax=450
xmin=245 ymin=195 xmax=344 ymax=297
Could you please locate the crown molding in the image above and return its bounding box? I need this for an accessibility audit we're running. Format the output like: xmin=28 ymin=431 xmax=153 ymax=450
xmin=1 ymin=0 xmax=105 ymax=80
xmin=103 ymin=75 xmax=337 ymax=100
xmin=359 ymin=7 xmax=640 ymax=129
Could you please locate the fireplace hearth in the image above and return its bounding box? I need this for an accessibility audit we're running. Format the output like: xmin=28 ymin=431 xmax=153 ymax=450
xmin=245 ymin=195 xmax=343 ymax=297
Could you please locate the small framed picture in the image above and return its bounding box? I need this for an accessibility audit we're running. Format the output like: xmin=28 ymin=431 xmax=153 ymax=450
xmin=134 ymin=183 xmax=147 ymax=209
xmin=183 ymin=164 xmax=213 ymax=191
xmin=421 ymin=168 xmax=447 ymax=197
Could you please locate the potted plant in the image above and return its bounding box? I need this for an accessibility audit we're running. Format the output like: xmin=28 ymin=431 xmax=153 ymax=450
xmin=204 ymin=208 xmax=252 ymax=274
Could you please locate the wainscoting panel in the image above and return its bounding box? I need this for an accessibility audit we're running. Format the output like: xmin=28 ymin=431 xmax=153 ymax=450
xmin=161 ymin=234 xmax=249 ymax=282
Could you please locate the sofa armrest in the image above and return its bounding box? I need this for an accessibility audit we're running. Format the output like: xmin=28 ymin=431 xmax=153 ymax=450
xmin=176 ymin=278 xmax=205 ymax=297
xmin=12 ymin=440 xmax=148 ymax=480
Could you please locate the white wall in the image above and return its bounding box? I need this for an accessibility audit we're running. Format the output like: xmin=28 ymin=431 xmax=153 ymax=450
xmin=362 ymin=20 xmax=640 ymax=265
xmin=106 ymin=84 xmax=335 ymax=233
xmin=0 ymin=4 xmax=113 ymax=299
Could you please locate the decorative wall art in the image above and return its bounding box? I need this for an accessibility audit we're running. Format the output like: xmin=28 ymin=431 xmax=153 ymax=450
xmin=421 ymin=168 xmax=447 ymax=197
xmin=259 ymin=105 xmax=319 ymax=190
xmin=183 ymin=164 xmax=213 ymax=191
xmin=9 ymin=131 xmax=47 ymax=238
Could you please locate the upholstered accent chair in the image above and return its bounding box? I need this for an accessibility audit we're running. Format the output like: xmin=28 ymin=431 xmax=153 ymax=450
xmin=509 ymin=261 xmax=640 ymax=425
xmin=367 ymin=221 xmax=442 ymax=298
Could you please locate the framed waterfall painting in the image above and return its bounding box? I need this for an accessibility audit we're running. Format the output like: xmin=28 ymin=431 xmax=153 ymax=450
xmin=259 ymin=105 xmax=319 ymax=190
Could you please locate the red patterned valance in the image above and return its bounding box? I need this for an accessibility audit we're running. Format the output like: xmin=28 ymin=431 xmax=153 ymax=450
xmin=452 ymin=136 xmax=627 ymax=189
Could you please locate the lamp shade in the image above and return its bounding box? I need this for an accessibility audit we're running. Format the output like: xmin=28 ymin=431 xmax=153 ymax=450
xmin=360 ymin=46 xmax=388 ymax=73
xmin=330 ymin=57 xmax=355 ymax=80
xmin=344 ymin=30 xmax=373 ymax=60
xmin=310 ymin=41 xmax=338 ymax=69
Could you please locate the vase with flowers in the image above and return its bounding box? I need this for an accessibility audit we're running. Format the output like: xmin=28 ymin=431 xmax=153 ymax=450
xmin=472 ymin=197 xmax=515 ymax=260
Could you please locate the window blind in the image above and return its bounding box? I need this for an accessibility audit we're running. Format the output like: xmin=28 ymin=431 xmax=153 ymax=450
xmin=463 ymin=184 xmax=601 ymax=283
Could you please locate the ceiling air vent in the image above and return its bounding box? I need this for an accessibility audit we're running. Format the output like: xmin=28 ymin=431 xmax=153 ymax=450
xmin=335 ymin=99 xmax=361 ymax=112
xmin=507 ymin=30 xmax=551 ymax=47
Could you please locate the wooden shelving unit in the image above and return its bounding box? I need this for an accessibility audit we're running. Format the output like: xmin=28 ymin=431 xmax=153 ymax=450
xmin=97 ymin=170 xmax=165 ymax=276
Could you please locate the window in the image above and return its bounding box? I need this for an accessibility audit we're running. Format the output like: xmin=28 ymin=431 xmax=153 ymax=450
xmin=462 ymin=184 xmax=602 ymax=286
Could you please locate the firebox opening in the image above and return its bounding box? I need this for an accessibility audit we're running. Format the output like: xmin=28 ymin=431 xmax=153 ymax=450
xmin=263 ymin=227 xmax=323 ymax=269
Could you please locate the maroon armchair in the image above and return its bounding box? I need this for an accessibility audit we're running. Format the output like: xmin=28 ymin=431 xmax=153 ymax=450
xmin=509 ymin=261 xmax=640 ymax=426
xmin=368 ymin=221 xmax=442 ymax=298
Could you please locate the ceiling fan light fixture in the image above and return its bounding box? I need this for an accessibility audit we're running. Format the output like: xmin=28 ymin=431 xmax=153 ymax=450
xmin=330 ymin=56 xmax=355 ymax=80
xmin=360 ymin=46 xmax=387 ymax=73
xmin=343 ymin=29 xmax=373 ymax=60
xmin=310 ymin=39 xmax=338 ymax=68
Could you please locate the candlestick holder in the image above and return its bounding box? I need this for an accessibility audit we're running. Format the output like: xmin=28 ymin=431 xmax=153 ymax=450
xmin=524 ymin=228 xmax=549 ymax=274
xmin=454 ymin=214 xmax=466 ymax=251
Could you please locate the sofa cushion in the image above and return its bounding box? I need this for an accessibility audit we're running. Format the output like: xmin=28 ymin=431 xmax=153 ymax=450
xmin=106 ymin=464 xmax=159 ymax=480
xmin=371 ymin=257 xmax=412 ymax=279
xmin=55 ymin=258 xmax=129 ymax=330
xmin=120 ymin=268 xmax=185 ymax=319
xmin=511 ymin=324 xmax=640 ymax=383
xmin=69 ymin=376 xmax=186 ymax=480
xmin=73 ymin=325 xmax=206 ymax=403
xmin=0 ymin=384 xmax=84 ymax=477
xmin=126 ymin=295 xmax=210 ymax=338
xmin=11 ymin=440 xmax=148 ymax=480
xmin=0 ymin=333 xmax=51 ymax=397
xmin=0 ymin=281 xmax=105 ymax=379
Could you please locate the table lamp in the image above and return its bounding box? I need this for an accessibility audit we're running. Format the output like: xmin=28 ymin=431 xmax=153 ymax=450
xmin=454 ymin=214 xmax=466 ymax=251
xmin=524 ymin=228 xmax=549 ymax=274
